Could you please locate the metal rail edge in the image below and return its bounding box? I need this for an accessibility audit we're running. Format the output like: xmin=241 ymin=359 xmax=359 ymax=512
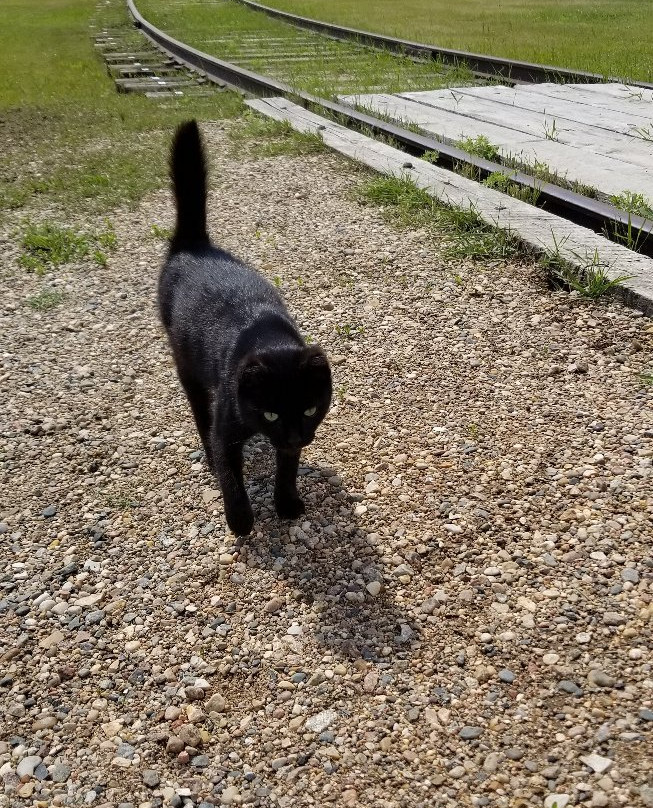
xmin=126 ymin=0 xmax=653 ymax=252
xmin=234 ymin=0 xmax=653 ymax=89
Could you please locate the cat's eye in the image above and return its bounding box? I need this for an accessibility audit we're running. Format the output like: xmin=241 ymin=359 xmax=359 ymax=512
xmin=264 ymin=411 xmax=279 ymax=422
xmin=304 ymin=406 xmax=317 ymax=417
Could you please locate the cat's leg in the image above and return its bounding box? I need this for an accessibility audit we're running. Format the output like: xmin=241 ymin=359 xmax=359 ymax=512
xmin=213 ymin=436 xmax=254 ymax=536
xmin=180 ymin=375 xmax=214 ymax=468
xmin=274 ymin=449 xmax=305 ymax=520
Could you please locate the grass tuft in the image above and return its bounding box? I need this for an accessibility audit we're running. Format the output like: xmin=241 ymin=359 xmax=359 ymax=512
xmin=541 ymin=235 xmax=631 ymax=298
xmin=457 ymin=135 xmax=500 ymax=161
xmin=483 ymin=171 xmax=541 ymax=205
xmin=228 ymin=115 xmax=327 ymax=158
xmin=19 ymin=220 xmax=118 ymax=274
xmin=357 ymin=174 xmax=520 ymax=260
xmin=610 ymin=190 xmax=653 ymax=219
xmin=26 ymin=289 xmax=66 ymax=311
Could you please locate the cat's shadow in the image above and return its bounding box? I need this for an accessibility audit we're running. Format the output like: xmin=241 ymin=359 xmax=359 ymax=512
xmin=235 ymin=437 xmax=421 ymax=663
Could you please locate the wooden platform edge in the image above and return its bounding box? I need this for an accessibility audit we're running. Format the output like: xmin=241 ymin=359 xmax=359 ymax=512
xmin=246 ymin=97 xmax=653 ymax=317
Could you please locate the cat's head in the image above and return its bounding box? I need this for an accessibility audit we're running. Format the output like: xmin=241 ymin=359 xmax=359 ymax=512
xmin=237 ymin=345 xmax=332 ymax=452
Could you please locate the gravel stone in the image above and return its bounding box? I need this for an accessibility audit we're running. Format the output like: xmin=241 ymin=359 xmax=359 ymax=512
xmin=51 ymin=762 xmax=72 ymax=783
xmin=459 ymin=726 xmax=483 ymax=740
xmin=142 ymin=769 xmax=160 ymax=788
xmin=16 ymin=755 xmax=42 ymax=779
xmin=305 ymin=710 xmax=337 ymax=733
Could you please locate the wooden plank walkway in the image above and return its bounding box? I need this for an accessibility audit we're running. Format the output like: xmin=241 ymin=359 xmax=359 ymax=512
xmin=247 ymin=96 xmax=653 ymax=314
xmin=341 ymin=83 xmax=653 ymax=202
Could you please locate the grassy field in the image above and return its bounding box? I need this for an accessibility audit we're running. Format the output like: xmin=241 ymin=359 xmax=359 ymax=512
xmin=0 ymin=0 xmax=243 ymax=218
xmin=263 ymin=0 xmax=653 ymax=83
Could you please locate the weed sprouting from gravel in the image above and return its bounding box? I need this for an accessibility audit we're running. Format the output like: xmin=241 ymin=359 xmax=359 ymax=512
xmin=541 ymin=236 xmax=631 ymax=298
xmin=150 ymin=223 xmax=173 ymax=240
xmin=228 ymin=115 xmax=327 ymax=158
xmin=20 ymin=220 xmax=118 ymax=274
xmin=357 ymin=174 xmax=521 ymax=260
xmin=26 ymin=289 xmax=66 ymax=310
xmin=20 ymin=223 xmax=91 ymax=274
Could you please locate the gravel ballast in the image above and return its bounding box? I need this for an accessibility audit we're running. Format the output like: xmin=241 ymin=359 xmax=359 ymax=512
xmin=1 ymin=122 xmax=652 ymax=807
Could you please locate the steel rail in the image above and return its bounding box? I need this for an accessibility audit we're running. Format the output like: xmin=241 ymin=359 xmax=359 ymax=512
xmin=126 ymin=0 xmax=653 ymax=253
xmin=234 ymin=0 xmax=653 ymax=90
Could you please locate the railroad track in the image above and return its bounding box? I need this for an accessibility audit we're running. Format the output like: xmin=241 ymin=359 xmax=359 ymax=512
xmin=122 ymin=0 xmax=652 ymax=261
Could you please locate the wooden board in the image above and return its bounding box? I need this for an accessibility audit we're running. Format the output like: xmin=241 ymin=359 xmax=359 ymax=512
xmin=453 ymin=85 xmax=653 ymax=133
xmin=246 ymin=96 xmax=653 ymax=315
xmin=520 ymin=82 xmax=653 ymax=118
xmin=399 ymin=89 xmax=653 ymax=161
xmin=343 ymin=92 xmax=653 ymax=197
xmin=341 ymin=86 xmax=653 ymax=199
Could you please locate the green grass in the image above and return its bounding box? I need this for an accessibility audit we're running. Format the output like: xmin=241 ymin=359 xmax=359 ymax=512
xmin=136 ymin=0 xmax=473 ymax=98
xmin=357 ymin=174 xmax=519 ymax=261
xmin=20 ymin=220 xmax=118 ymax=274
xmin=483 ymin=171 xmax=541 ymax=206
xmin=26 ymin=289 xmax=66 ymax=310
xmin=457 ymin=135 xmax=500 ymax=162
xmin=263 ymin=0 xmax=653 ymax=83
xmin=610 ymin=191 xmax=653 ymax=219
xmin=227 ymin=114 xmax=327 ymax=157
xmin=541 ymin=235 xmax=631 ymax=298
xmin=0 ymin=0 xmax=243 ymax=220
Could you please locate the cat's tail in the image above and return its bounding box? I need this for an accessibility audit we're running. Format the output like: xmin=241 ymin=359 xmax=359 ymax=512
xmin=169 ymin=119 xmax=210 ymax=253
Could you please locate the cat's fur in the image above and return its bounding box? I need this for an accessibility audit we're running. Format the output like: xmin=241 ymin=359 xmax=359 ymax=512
xmin=158 ymin=120 xmax=332 ymax=536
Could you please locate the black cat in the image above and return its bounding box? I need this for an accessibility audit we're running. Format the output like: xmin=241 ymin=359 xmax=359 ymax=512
xmin=158 ymin=120 xmax=332 ymax=536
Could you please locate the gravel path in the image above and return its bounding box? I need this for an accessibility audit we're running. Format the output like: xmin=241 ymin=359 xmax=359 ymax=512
xmin=1 ymin=122 xmax=652 ymax=808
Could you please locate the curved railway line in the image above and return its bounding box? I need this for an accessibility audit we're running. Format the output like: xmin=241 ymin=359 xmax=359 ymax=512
xmin=121 ymin=0 xmax=653 ymax=268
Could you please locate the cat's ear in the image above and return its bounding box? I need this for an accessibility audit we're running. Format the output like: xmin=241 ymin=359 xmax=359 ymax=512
xmin=301 ymin=345 xmax=331 ymax=378
xmin=238 ymin=352 xmax=268 ymax=392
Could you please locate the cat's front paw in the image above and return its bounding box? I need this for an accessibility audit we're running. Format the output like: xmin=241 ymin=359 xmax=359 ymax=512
xmin=224 ymin=499 xmax=254 ymax=536
xmin=275 ymin=493 xmax=305 ymax=521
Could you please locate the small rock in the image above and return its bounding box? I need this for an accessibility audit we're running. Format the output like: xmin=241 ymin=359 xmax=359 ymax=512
xmin=305 ymin=710 xmax=337 ymax=733
xmin=544 ymin=795 xmax=569 ymax=808
xmin=16 ymin=756 xmax=42 ymax=779
xmin=506 ymin=747 xmax=524 ymax=760
xmin=221 ymin=786 xmax=240 ymax=805
xmin=449 ymin=765 xmax=465 ymax=779
xmin=51 ymin=763 xmax=72 ymax=783
xmin=41 ymin=505 xmax=57 ymax=518
xmin=559 ymin=680 xmax=583 ymax=696
xmin=542 ymin=653 xmax=560 ymax=665
xmin=621 ymin=568 xmax=639 ymax=583
xmin=264 ymin=597 xmax=284 ymax=614
xmin=32 ymin=716 xmax=56 ymax=731
xmin=580 ymin=753 xmax=613 ymax=774
xmin=498 ymin=669 xmax=515 ymax=683
xmin=178 ymin=724 xmax=202 ymax=748
xmin=459 ymin=725 xmax=483 ymax=740
xmin=166 ymin=736 xmax=184 ymax=754
xmin=639 ymin=709 xmax=653 ymax=722
xmin=588 ymin=670 xmax=615 ymax=689
xmin=143 ymin=769 xmax=160 ymax=788
xmin=39 ymin=629 xmax=64 ymax=650
xmin=206 ymin=693 xmax=226 ymax=713
xmin=366 ymin=581 xmax=381 ymax=597
xmin=603 ymin=612 xmax=626 ymax=626
xmin=191 ymin=754 xmax=209 ymax=768
xmin=185 ymin=686 xmax=204 ymax=701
